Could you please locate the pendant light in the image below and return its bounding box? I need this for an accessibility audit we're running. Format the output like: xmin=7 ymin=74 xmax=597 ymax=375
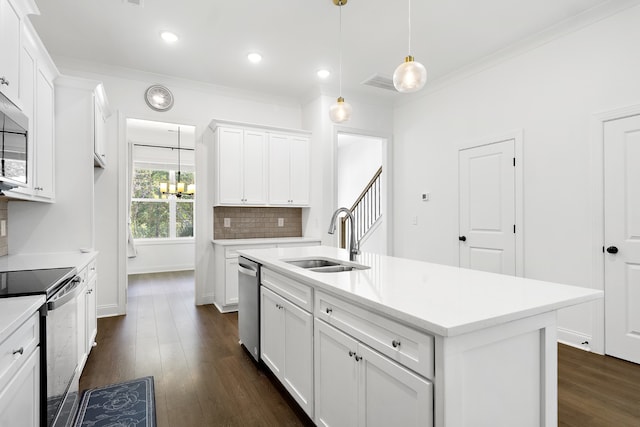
xmin=329 ymin=0 xmax=352 ymax=123
xmin=393 ymin=0 xmax=427 ymax=93
xmin=159 ymin=126 xmax=195 ymax=198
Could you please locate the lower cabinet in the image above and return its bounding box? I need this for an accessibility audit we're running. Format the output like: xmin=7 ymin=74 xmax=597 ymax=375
xmin=260 ymin=286 xmax=314 ymax=418
xmin=0 ymin=312 xmax=40 ymax=427
xmin=315 ymin=319 xmax=433 ymax=427
xmin=0 ymin=348 xmax=40 ymax=427
xmin=77 ymin=259 xmax=98 ymax=373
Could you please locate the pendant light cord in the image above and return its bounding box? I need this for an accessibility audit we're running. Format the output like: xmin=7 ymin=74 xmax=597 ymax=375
xmin=177 ymin=126 xmax=181 ymax=183
xmin=339 ymin=1 xmax=343 ymax=97
xmin=408 ymin=0 xmax=412 ymax=54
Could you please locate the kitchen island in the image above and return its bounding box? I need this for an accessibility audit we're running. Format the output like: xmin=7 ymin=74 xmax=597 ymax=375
xmin=238 ymin=245 xmax=602 ymax=427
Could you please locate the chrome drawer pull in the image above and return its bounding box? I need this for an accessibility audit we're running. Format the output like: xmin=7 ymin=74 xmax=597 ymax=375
xmin=348 ymin=351 xmax=354 ymax=357
xmin=392 ymin=339 xmax=401 ymax=348
xmin=326 ymin=307 xmax=333 ymax=314
xmin=354 ymin=355 xmax=362 ymax=362
xmin=12 ymin=347 xmax=24 ymax=356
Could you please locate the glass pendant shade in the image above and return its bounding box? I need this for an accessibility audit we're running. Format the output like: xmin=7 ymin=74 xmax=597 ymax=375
xmin=187 ymin=184 xmax=196 ymax=194
xmin=329 ymin=97 xmax=352 ymax=123
xmin=393 ymin=56 xmax=427 ymax=93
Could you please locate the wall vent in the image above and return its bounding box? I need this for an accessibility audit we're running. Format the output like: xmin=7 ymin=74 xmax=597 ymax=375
xmin=361 ymin=74 xmax=396 ymax=91
xmin=123 ymin=0 xmax=144 ymax=6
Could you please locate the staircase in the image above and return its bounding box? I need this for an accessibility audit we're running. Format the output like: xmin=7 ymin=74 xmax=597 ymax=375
xmin=340 ymin=166 xmax=382 ymax=249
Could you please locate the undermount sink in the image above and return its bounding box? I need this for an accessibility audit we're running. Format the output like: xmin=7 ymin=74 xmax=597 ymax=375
xmin=284 ymin=257 xmax=370 ymax=273
xmin=285 ymin=259 xmax=341 ymax=269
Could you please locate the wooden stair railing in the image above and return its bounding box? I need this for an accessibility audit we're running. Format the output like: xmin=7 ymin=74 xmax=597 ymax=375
xmin=340 ymin=166 xmax=382 ymax=249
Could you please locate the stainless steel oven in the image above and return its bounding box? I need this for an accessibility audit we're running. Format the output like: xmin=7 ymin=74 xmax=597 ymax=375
xmin=43 ymin=275 xmax=81 ymax=427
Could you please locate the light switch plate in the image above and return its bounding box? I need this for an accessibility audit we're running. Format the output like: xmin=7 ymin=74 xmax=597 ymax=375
xmin=224 ymin=218 xmax=231 ymax=228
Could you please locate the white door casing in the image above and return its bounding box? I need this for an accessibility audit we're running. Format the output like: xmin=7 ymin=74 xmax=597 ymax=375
xmin=459 ymin=139 xmax=516 ymax=275
xmin=604 ymin=114 xmax=640 ymax=364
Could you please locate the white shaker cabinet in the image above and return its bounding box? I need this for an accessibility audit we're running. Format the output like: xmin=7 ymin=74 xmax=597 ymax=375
xmin=6 ymin=21 xmax=58 ymax=202
xmin=260 ymin=285 xmax=314 ymax=418
xmin=215 ymin=126 xmax=267 ymax=205
xmin=314 ymin=320 xmax=433 ymax=427
xmin=0 ymin=0 xmax=21 ymax=103
xmin=0 ymin=312 xmax=40 ymax=427
xmin=268 ymin=133 xmax=309 ymax=206
xmin=76 ymin=257 xmax=98 ymax=374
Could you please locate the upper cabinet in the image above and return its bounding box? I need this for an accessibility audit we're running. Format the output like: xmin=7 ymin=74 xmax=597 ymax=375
xmin=0 ymin=0 xmax=21 ymax=103
xmin=207 ymin=120 xmax=311 ymax=207
xmin=268 ymin=133 xmax=309 ymax=206
xmin=214 ymin=126 xmax=268 ymax=205
xmin=93 ymin=84 xmax=110 ymax=168
xmin=5 ymin=17 xmax=59 ymax=202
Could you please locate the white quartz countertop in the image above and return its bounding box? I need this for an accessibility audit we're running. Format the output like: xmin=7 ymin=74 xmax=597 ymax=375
xmin=238 ymin=245 xmax=603 ymax=337
xmin=0 ymin=295 xmax=45 ymax=344
xmin=0 ymin=251 xmax=98 ymax=272
xmin=212 ymin=237 xmax=321 ymax=246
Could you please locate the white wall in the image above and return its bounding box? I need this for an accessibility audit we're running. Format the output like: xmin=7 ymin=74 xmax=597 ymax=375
xmin=127 ymin=240 xmax=194 ymax=274
xmin=54 ymin=61 xmax=304 ymax=316
xmin=391 ymin=5 xmax=640 ymax=349
xmin=337 ymin=134 xmax=382 ymax=208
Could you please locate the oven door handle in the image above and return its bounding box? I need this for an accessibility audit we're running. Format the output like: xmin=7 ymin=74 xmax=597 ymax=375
xmin=47 ymin=277 xmax=81 ymax=311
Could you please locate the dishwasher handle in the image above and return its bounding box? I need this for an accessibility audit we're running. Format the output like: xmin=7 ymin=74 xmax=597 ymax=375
xmin=238 ymin=263 xmax=257 ymax=277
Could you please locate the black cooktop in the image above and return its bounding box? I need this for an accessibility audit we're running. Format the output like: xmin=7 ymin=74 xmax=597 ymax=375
xmin=0 ymin=267 xmax=76 ymax=299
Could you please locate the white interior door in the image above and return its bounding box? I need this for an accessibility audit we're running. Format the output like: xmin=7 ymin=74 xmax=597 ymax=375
xmin=459 ymin=139 xmax=515 ymax=275
xmin=604 ymin=114 xmax=640 ymax=364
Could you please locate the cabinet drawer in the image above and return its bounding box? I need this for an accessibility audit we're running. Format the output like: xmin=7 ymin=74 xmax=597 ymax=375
xmin=0 ymin=313 xmax=39 ymax=389
xmin=261 ymin=268 xmax=313 ymax=312
xmin=315 ymin=291 xmax=434 ymax=379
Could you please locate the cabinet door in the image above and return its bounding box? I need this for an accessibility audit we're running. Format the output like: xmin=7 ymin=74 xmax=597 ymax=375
xmin=217 ymin=127 xmax=244 ymax=204
xmin=224 ymin=257 xmax=239 ymax=305
xmin=260 ymin=286 xmax=285 ymax=377
xmin=94 ymin=98 xmax=107 ymax=167
xmin=358 ymin=344 xmax=433 ymax=427
xmin=76 ymin=283 xmax=88 ymax=369
xmin=86 ymin=275 xmax=98 ymax=352
xmin=268 ymin=134 xmax=291 ymax=205
xmin=289 ymin=136 xmax=310 ymax=205
xmin=315 ymin=320 xmax=358 ymax=427
xmin=0 ymin=348 xmax=40 ymax=427
xmin=242 ymin=130 xmax=267 ymax=204
xmin=0 ymin=0 xmax=20 ymax=103
xmin=34 ymin=68 xmax=54 ymax=199
xmin=282 ymin=295 xmax=314 ymax=417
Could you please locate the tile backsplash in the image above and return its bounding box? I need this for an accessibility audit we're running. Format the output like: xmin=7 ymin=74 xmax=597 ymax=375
xmin=213 ymin=207 xmax=302 ymax=239
xmin=0 ymin=200 xmax=7 ymax=256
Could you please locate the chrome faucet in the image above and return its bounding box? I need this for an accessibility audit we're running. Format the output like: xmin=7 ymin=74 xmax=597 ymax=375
xmin=328 ymin=207 xmax=359 ymax=261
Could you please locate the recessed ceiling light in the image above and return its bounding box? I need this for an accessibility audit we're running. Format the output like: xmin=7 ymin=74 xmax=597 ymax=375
xmin=160 ymin=31 xmax=179 ymax=43
xmin=317 ymin=69 xmax=331 ymax=79
xmin=247 ymin=53 xmax=262 ymax=64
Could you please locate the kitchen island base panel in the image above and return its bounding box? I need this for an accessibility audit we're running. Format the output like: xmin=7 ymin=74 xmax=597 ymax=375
xmin=436 ymin=311 xmax=556 ymax=427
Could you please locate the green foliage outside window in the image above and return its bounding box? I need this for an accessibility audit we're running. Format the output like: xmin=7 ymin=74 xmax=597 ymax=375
xmin=130 ymin=168 xmax=195 ymax=239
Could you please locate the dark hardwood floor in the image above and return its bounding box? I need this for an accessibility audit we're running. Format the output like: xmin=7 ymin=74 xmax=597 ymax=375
xmin=80 ymin=271 xmax=640 ymax=426
xmin=79 ymin=271 xmax=311 ymax=427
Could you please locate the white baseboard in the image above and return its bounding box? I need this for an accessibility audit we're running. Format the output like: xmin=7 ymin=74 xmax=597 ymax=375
xmin=557 ymin=327 xmax=597 ymax=353
xmin=97 ymin=303 xmax=124 ymax=318
xmin=197 ymin=293 xmax=215 ymax=306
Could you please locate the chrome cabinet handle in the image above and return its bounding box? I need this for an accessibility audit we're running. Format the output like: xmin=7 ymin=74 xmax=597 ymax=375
xmin=392 ymin=339 xmax=401 ymax=348
xmin=348 ymin=351 xmax=354 ymax=357
xmin=354 ymin=355 xmax=362 ymax=362
xmin=325 ymin=307 xmax=333 ymax=314
xmin=12 ymin=347 xmax=24 ymax=356
xmin=0 ymin=77 xmax=9 ymax=86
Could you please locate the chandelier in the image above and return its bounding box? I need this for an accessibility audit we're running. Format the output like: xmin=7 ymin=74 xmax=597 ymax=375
xmin=159 ymin=126 xmax=195 ymax=197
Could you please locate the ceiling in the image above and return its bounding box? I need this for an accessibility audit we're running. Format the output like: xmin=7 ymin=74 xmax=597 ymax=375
xmin=31 ymin=0 xmax=615 ymax=101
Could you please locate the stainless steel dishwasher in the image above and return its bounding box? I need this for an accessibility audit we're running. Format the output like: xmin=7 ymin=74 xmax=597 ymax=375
xmin=238 ymin=257 xmax=260 ymax=361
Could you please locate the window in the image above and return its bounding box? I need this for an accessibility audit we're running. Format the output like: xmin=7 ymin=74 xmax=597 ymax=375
xmin=130 ymin=167 xmax=195 ymax=240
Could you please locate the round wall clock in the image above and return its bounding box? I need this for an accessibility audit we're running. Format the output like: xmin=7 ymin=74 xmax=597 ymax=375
xmin=144 ymin=85 xmax=174 ymax=112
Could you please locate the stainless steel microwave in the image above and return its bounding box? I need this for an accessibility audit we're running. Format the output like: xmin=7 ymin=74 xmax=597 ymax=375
xmin=0 ymin=92 xmax=28 ymax=189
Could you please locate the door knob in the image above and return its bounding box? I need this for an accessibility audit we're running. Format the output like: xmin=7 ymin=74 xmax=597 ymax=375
xmin=606 ymin=246 xmax=618 ymax=254
xmin=459 ymin=236 xmax=467 ymax=242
